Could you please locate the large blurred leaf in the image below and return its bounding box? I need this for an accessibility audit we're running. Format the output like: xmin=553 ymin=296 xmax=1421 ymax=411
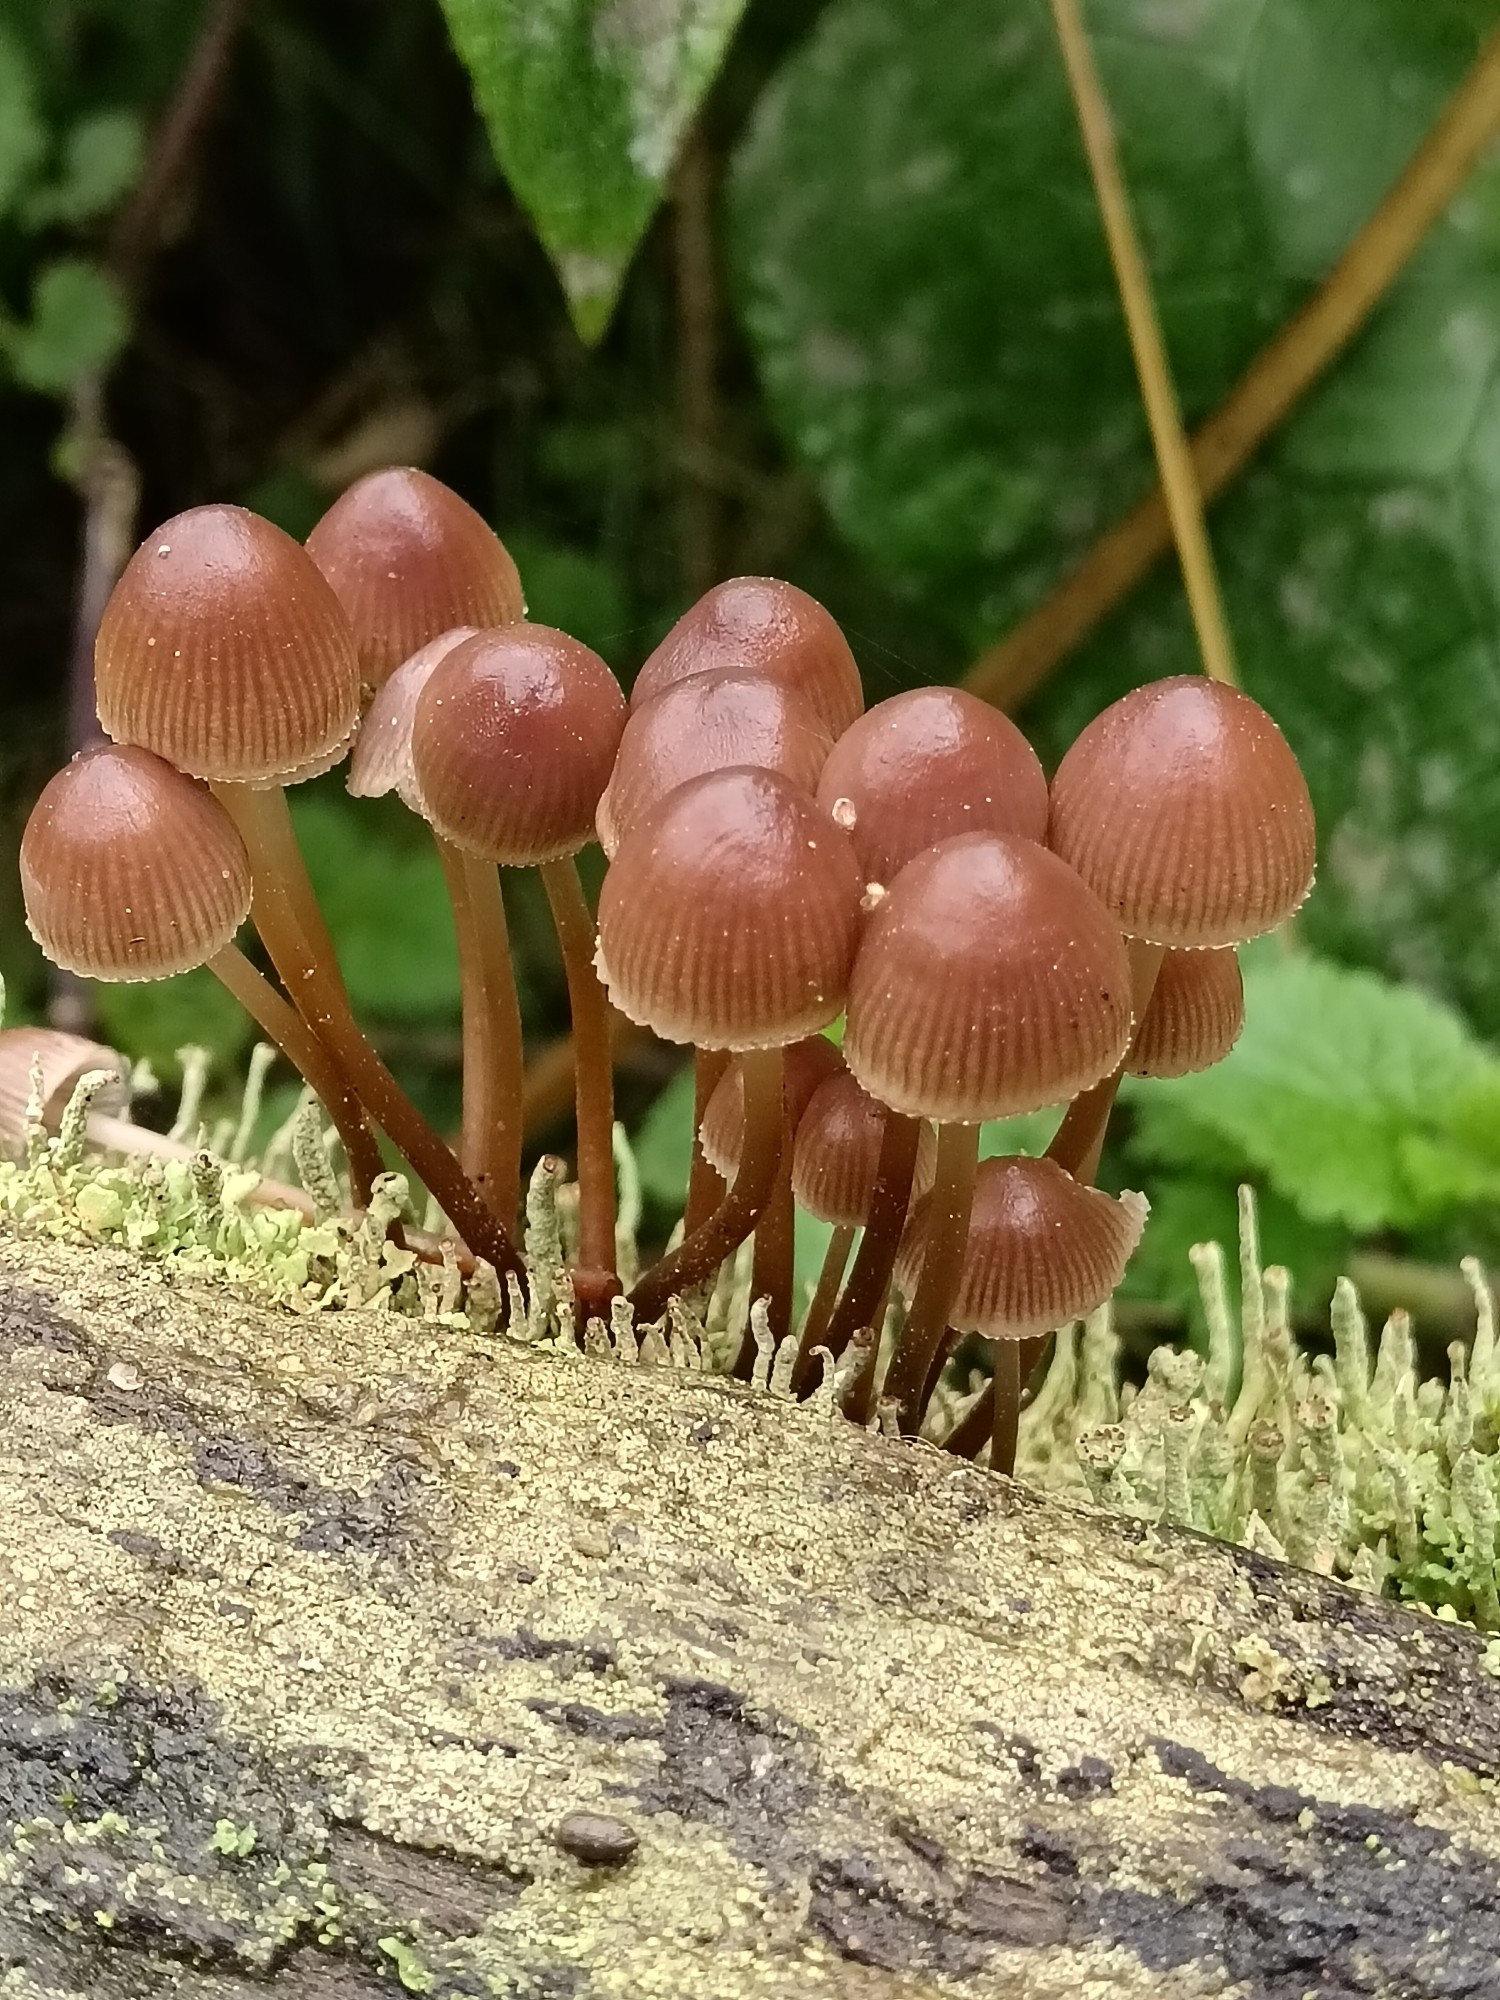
xmin=5 ymin=260 xmax=129 ymax=393
xmin=731 ymin=0 xmax=1500 ymax=1032
xmin=438 ymin=0 xmax=749 ymax=341
xmin=24 ymin=109 xmax=145 ymax=226
xmin=0 ymin=25 xmax=45 ymax=219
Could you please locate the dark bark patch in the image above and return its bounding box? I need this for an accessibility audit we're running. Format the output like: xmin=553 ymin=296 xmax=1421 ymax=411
xmin=0 ymin=1281 xmax=88 ymax=1357
xmin=635 ymin=1677 xmax=817 ymax=1870
xmin=481 ymin=1627 xmax=618 ymax=1675
xmin=327 ymin=1824 xmax=527 ymax=1932
xmin=525 ymin=1699 xmax=661 ymax=1744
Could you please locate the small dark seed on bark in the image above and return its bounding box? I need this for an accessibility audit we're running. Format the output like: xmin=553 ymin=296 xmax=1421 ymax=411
xmin=556 ymin=1810 xmax=639 ymax=1865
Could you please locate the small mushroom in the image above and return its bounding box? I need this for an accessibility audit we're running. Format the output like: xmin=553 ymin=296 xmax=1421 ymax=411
xmin=1126 ymin=947 xmax=1244 ymax=1078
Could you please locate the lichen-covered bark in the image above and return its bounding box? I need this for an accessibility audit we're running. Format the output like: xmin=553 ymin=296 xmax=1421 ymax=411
xmin=2 ymin=1228 xmax=1500 ymax=1999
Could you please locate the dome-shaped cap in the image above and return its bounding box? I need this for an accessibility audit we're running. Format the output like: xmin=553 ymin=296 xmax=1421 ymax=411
xmin=1128 ymin=947 xmax=1243 ymax=1079
xmin=1048 ymin=677 xmax=1315 ymax=948
xmin=897 ymin=1155 xmax=1147 ymax=1340
xmin=95 ymin=504 xmax=362 ymax=786
xmin=844 ymin=833 xmax=1132 ymax=1123
xmin=410 ymin=624 xmax=627 ymax=865
xmin=306 ymin=467 xmax=524 ymax=689
xmin=698 ymin=1034 xmax=845 ymax=1180
xmin=791 ymin=1066 xmax=937 ymax=1225
xmin=21 ymin=745 xmax=252 ymax=981
xmin=347 ymin=627 xmax=476 ymax=812
xmin=632 ymin=578 xmax=863 ymax=738
xmin=0 ymin=1028 xmax=128 ymax=1155
xmin=596 ymin=767 xmax=864 ymax=1050
xmin=816 ymin=687 xmax=1047 ymax=887
xmin=598 ymin=669 xmax=834 ymax=860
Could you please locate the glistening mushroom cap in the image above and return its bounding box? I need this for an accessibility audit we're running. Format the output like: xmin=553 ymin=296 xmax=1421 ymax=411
xmin=1127 ymin=947 xmax=1244 ymax=1078
xmin=843 ymin=833 xmax=1133 ymax=1123
xmin=1047 ymin=677 xmax=1315 ymax=948
xmin=410 ymin=624 xmax=627 ymax=865
xmin=596 ymin=767 xmax=864 ymax=1050
xmin=896 ymin=1154 xmax=1148 ymax=1340
xmin=21 ymin=745 xmax=252 ymax=980
xmin=697 ymin=1034 xmax=845 ymax=1180
xmin=598 ymin=669 xmax=834 ymax=859
xmin=791 ymin=1066 xmax=937 ymax=1225
xmin=306 ymin=467 xmax=524 ymax=688
xmin=631 ymin=577 xmax=863 ymax=738
xmin=816 ymin=686 xmax=1048 ymax=887
xmin=347 ymin=627 xmax=476 ymax=812
xmin=95 ymin=505 xmax=362 ymax=786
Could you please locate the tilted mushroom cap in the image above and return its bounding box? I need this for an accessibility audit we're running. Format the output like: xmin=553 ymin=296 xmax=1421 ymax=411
xmin=896 ymin=1155 xmax=1148 ymax=1340
xmin=347 ymin=627 xmax=476 ymax=811
xmin=697 ymin=1033 xmax=845 ymax=1180
xmin=598 ymin=669 xmax=834 ymax=860
xmin=410 ymin=624 xmax=627 ymax=865
xmin=1048 ymin=677 xmax=1315 ymax=948
xmin=596 ymin=767 xmax=864 ymax=1050
xmin=844 ymin=833 xmax=1133 ymax=1123
xmin=0 ymin=1028 xmax=128 ymax=1155
xmin=791 ymin=1066 xmax=938 ymax=1225
xmin=95 ymin=504 xmax=362 ymax=786
xmin=816 ymin=687 xmax=1048 ymax=887
xmin=1127 ymin=947 xmax=1244 ymax=1079
xmin=21 ymin=745 xmax=252 ymax=980
xmin=306 ymin=467 xmax=524 ymax=689
xmin=631 ymin=577 xmax=863 ymax=738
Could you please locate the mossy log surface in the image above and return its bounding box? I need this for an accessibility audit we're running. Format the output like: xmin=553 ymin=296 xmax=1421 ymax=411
xmin=3 ymin=1228 xmax=1500 ymax=1999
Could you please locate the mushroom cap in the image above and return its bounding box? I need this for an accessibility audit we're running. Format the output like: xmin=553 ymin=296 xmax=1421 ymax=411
xmin=95 ymin=504 xmax=362 ymax=786
xmin=631 ymin=577 xmax=863 ymax=738
xmin=896 ymin=1155 xmax=1147 ymax=1340
xmin=347 ymin=627 xmax=476 ymax=811
xmin=1047 ymin=676 xmax=1315 ymax=948
xmin=410 ymin=624 xmax=627 ymax=865
xmin=791 ymin=1066 xmax=938 ymax=1225
xmin=0 ymin=1028 xmax=128 ymax=1155
xmin=598 ymin=669 xmax=834 ymax=860
xmin=596 ymin=766 xmax=864 ymax=1050
xmin=816 ymin=686 xmax=1048 ymax=887
xmin=306 ymin=467 xmax=524 ymax=689
xmin=1127 ymin=947 xmax=1244 ymax=1079
xmin=844 ymin=833 xmax=1133 ymax=1123
xmin=697 ymin=1033 xmax=845 ymax=1181
xmin=21 ymin=745 xmax=252 ymax=981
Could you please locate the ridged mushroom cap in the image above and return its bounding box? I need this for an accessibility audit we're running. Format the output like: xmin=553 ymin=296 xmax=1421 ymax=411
xmin=598 ymin=669 xmax=833 ymax=859
xmin=816 ymin=686 xmax=1047 ymax=887
xmin=631 ymin=577 xmax=863 ymax=738
xmin=697 ymin=1034 xmax=846 ymax=1180
xmin=306 ymin=467 xmax=524 ymax=688
xmin=844 ymin=833 xmax=1133 ymax=1122
xmin=897 ymin=1155 xmax=1148 ymax=1339
xmin=1127 ymin=948 xmax=1244 ymax=1078
xmin=347 ymin=627 xmax=476 ymax=811
xmin=21 ymin=745 xmax=252 ymax=981
xmin=95 ymin=505 xmax=362 ymax=786
xmin=596 ymin=767 xmax=864 ymax=1050
xmin=1048 ymin=677 xmax=1315 ymax=947
xmin=0 ymin=1028 xmax=128 ymax=1154
xmin=791 ymin=1066 xmax=938 ymax=1225
xmin=410 ymin=624 xmax=627 ymax=864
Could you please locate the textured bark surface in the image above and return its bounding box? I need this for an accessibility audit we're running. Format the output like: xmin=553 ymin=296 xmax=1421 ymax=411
xmin=3 ymin=1225 xmax=1500 ymax=1999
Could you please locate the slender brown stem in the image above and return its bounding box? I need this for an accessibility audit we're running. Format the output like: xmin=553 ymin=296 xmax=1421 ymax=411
xmin=800 ymin=1223 xmax=855 ymax=1361
xmin=540 ymin=857 xmax=617 ymax=1291
xmin=809 ymin=1110 xmax=922 ymax=1390
xmin=436 ymin=843 xmax=511 ymax=1219
xmin=840 ymin=1278 xmax=893 ymax=1427
xmin=1046 ymin=940 xmax=1164 ymax=1184
xmin=213 ymin=783 xmax=523 ymax=1280
xmin=883 ymin=1122 xmax=979 ymax=1433
xmin=456 ymin=852 xmax=525 ymax=1229
xmin=944 ymin=1381 xmax=994 ymax=1460
xmin=742 ymin=1142 xmax=794 ymax=1369
xmin=918 ymin=1325 xmax=961 ymax=1415
xmin=967 ymin=21 xmax=1500 ymax=711
xmin=630 ymin=1045 xmax=783 ymax=1324
xmin=991 ymin=1340 xmax=1023 ymax=1478
xmin=685 ymin=1048 xmax=730 ymax=1234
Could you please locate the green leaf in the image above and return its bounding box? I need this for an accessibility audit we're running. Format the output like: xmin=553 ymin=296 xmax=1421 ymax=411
xmin=0 ymin=25 xmax=45 ymax=219
xmin=633 ymin=1060 xmax=696 ymax=1208
xmin=730 ymin=0 xmax=1500 ymax=1033
xmin=505 ymin=532 xmax=629 ymax=659
xmin=94 ymin=968 xmax=255 ymax=1085
xmin=437 ymin=0 xmax=749 ymax=340
xmin=24 ymin=109 xmax=145 ymax=225
xmin=6 ymin=260 xmax=129 ymax=393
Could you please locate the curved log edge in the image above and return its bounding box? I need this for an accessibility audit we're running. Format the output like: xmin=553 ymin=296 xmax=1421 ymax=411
xmin=1 ymin=1227 xmax=1500 ymax=1999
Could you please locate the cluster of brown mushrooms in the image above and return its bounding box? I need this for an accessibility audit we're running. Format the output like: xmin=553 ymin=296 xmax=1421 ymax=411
xmin=17 ymin=466 xmax=1316 ymax=1471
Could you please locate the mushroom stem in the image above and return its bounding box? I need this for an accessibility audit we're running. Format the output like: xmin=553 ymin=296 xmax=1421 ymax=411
xmin=539 ymin=857 xmax=618 ymax=1296
xmin=883 ymin=1121 xmax=979 ymax=1433
xmin=991 ymin=1340 xmax=1022 ymax=1478
xmin=629 ymin=1045 xmax=783 ymax=1324
xmin=741 ymin=1141 xmax=795 ymax=1369
xmin=442 ymin=847 xmax=524 ymax=1229
xmin=840 ymin=1278 xmax=894 ymax=1426
xmin=206 ymin=940 xmax=382 ymax=1205
xmin=211 ymin=782 xmax=523 ymax=1283
xmin=943 ymin=1381 xmax=994 ymax=1460
xmin=684 ymin=1048 xmax=730 ymax=1233
xmin=804 ymin=1109 xmax=922 ymax=1391
xmin=1046 ymin=940 xmax=1165 ymax=1183
xmin=800 ymin=1223 xmax=856 ymax=1360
